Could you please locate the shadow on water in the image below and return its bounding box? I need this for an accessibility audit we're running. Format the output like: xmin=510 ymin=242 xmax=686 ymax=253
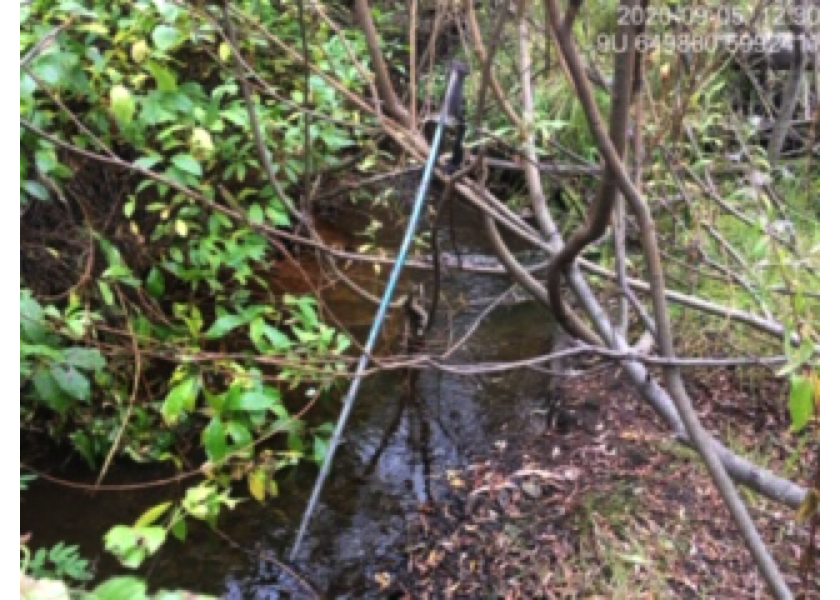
xmin=21 ymin=202 xmax=558 ymax=597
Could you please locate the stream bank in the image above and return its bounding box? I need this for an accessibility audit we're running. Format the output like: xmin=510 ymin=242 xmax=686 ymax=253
xmin=22 ymin=200 xmax=561 ymax=597
xmin=21 ymin=199 xmax=817 ymax=597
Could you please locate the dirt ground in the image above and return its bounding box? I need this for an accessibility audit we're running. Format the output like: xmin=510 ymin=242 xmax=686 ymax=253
xmin=386 ymin=366 xmax=819 ymax=599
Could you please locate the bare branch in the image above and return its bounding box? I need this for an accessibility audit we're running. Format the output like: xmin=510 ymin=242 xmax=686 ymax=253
xmin=545 ymin=2 xmax=793 ymax=595
xmin=545 ymin=0 xmax=637 ymax=339
xmin=354 ymin=0 xmax=410 ymax=125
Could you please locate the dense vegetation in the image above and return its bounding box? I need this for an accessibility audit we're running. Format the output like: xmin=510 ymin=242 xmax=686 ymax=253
xmin=21 ymin=0 xmax=818 ymax=597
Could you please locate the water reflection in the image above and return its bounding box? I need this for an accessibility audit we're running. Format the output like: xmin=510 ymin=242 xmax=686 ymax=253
xmin=22 ymin=204 xmax=556 ymax=597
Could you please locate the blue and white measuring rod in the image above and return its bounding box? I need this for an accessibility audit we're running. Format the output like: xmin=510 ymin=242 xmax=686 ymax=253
xmin=290 ymin=61 xmax=470 ymax=561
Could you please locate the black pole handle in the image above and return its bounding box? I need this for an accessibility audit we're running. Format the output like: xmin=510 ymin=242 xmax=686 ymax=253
xmin=445 ymin=61 xmax=469 ymax=173
xmin=445 ymin=60 xmax=470 ymax=118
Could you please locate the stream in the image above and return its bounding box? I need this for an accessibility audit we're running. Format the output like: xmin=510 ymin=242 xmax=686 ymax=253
xmin=21 ymin=201 xmax=563 ymax=597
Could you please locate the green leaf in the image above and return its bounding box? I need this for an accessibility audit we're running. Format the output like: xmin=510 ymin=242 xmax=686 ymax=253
xmin=78 ymin=23 xmax=110 ymax=37
xmin=146 ymin=62 xmax=178 ymax=92
xmin=266 ymin=204 xmax=291 ymax=227
xmin=146 ymin=267 xmax=165 ymax=298
xmin=98 ymin=281 xmax=115 ymax=306
xmin=336 ymin=334 xmax=351 ymax=354
xmin=135 ymin=502 xmax=173 ymax=527
xmin=32 ymin=54 xmax=65 ymax=87
xmin=71 ymin=432 xmax=97 ymax=469
xmin=134 ymin=155 xmax=163 ymax=171
xmin=171 ymin=154 xmax=202 ymax=177
xmin=225 ymin=421 xmax=253 ymax=450
xmin=312 ymin=436 xmax=328 ymax=465
xmin=62 ymin=348 xmax=106 ymax=371
xmin=20 ymin=291 xmax=48 ymax=343
xmin=139 ymin=526 xmax=167 ymax=553
xmin=31 ymin=367 xmax=72 ymax=413
xmin=152 ymin=25 xmax=181 ymax=52
xmin=298 ymin=299 xmax=319 ymax=328
xmin=170 ymin=518 xmax=188 ymax=542
xmin=205 ymin=314 xmax=246 ymax=339
xmin=90 ymin=576 xmax=147 ymax=599
xmin=249 ymin=316 xmax=265 ymax=346
xmin=103 ymin=526 xmax=166 ymax=570
xmin=202 ymin=417 xmax=228 ymax=462
xmin=227 ymin=390 xmax=276 ymax=412
xmin=153 ymin=0 xmax=183 ymax=22
xmin=104 ymin=526 xmax=136 ymax=552
xmin=161 ymin=375 xmax=200 ymax=425
xmin=293 ymin=327 xmax=318 ymax=343
xmin=248 ymin=204 xmax=264 ymax=225
xmin=21 ymin=342 xmax=61 ymax=365
xmin=23 ymin=180 xmax=50 ymax=201
xmin=262 ymin=325 xmax=291 ymax=350
xmin=110 ymin=85 xmax=136 ymax=125
xmin=50 ymin=364 xmax=90 ymax=402
xmin=789 ymin=375 xmax=815 ymax=432
xmin=269 ymin=402 xmax=290 ymax=422
xmin=103 ymin=531 xmax=145 ymax=571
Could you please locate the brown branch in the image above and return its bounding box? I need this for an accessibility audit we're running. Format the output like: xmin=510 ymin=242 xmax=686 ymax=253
xmin=353 ymin=0 xmax=409 ymax=126
xmin=466 ymin=0 xmax=523 ymax=129
xmin=508 ymin=0 xmax=600 ymax=345
xmin=517 ymin=0 xmax=558 ymax=244
xmin=20 ymin=462 xmax=203 ymax=492
xmin=545 ymin=0 xmax=638 ymax=339
xmin=482 ymin=212 xmax=599 ymax=345
xmin=20 ymin=115 xmax=798 ymax=348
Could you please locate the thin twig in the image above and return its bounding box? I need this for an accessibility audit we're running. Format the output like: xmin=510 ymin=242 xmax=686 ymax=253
xmin=21 ymin=19 xmax=75 ymax=68
xmin=95 ymin=291 xmax=142 ymax=487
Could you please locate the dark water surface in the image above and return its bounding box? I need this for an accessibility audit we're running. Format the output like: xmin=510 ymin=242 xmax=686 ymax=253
xmin=21 ymin=204 xmax=559 ymax=597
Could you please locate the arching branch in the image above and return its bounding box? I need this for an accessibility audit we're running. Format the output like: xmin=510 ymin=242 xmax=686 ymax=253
xmin=354 ymin=0 xmax=410 ymax=126
xmin=545 ymin=0 xmax=638 ymax=339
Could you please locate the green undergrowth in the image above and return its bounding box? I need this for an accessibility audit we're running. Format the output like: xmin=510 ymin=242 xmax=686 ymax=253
xmin=20 ymin=0 xmax=373 ymax=580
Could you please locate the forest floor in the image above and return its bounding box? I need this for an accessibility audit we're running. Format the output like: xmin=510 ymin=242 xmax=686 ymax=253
xmin=390 ymin=367 xmax=819 ymax=599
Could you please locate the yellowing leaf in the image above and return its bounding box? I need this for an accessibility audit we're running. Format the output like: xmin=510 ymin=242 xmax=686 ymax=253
xmin=219 ymin=42 xmax=231 ymax=63
xmin=446 ymin=470 xmax=465 ymax=488
xmin=175 ymin=220 xmax=188 ymax=237
xmin=796 ymin=489 xmax=819 ymax=522
xmin=190 ymin=128 xmax=215 ymax=160
xmin=134 ymin=502 xmax=172 ymax=527
xmin=374 ymin=572 xmax=392 ymax=589
xmin=131 ymin=40 xmax=149 ymax=64
xmin=80 ymin=22 xmax=109 ymax=36
xmin=248 ymin=471 xmax=266 ymax=502
xmin=110 ymin=85 xmax=135 ymax=125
